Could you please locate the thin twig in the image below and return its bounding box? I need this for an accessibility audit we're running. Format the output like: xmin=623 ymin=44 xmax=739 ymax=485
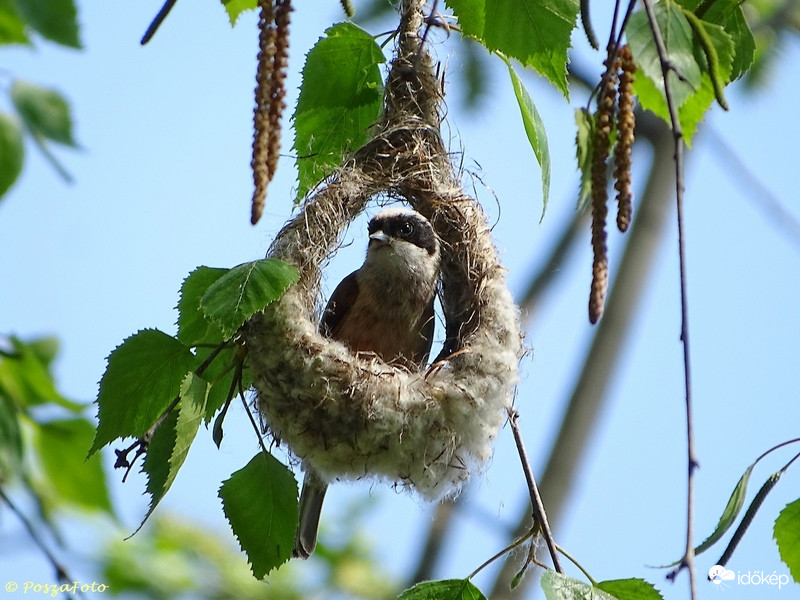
xmin=507 ymin=408 xmax=562 ymax=573
xmin=641 ymin=0 xmax=698 ymax=597
xmin=238 ymin=365 xmax=271 ymax=457
xmin=705 ymin=127 xmax=800 ymax=251
xmin=0 ymin=486 xmax=85 ymax=598
xmin=467 ymin=528 xmax=537 ymax=580
xmin=713 ymin=448 xmax=800 ymax=569
xmin=613 ymin=0 xmax=639 ymax=50
xmin=140 ymin=0 xmax=179 ymax=45
xmin=754 ymin=437 xmax=800 ymax=464
xmin=196 ymin=341 xmax=232 ymax=376
xmin=490 ymin=112 xmax=675 ymax=600
xmin=555 ymin=543 xmax=597 ymax=585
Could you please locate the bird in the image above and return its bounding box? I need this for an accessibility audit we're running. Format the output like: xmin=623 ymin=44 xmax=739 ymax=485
xmin=293 ymin=206 xmax=441 ymax=559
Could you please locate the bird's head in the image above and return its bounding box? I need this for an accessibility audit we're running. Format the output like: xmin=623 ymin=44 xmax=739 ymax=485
xmin=364 ymin=207 xmax=440 ymax=279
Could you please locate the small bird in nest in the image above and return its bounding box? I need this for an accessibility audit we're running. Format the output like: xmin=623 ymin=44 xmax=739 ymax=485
xmin=294 ymin=206 xmax=441 ymax=558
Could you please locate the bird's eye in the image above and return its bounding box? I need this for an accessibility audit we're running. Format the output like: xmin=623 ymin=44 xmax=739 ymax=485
xmin=399 ymin=221 xmax=414 ymax=236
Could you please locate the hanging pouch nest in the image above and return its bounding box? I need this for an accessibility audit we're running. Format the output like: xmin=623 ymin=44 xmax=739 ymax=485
xmin=244 ymin=6 xmax=523 ymax=500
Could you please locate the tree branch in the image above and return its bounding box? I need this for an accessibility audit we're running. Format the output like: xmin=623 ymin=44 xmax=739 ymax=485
xmin=507 ymin=408 xmax=562 ymax=573
xmin=140 ymin=0 xmax=179 ymax=45
xmin=0 ymin=486 xmax=81 ymax=596
xmin=641 ymin=0 xmax=698 ymax=597
xmin=489 ymin=111 xmax=676 ymax=599
xmin=704 ymin=127 xmax=800 ymax=250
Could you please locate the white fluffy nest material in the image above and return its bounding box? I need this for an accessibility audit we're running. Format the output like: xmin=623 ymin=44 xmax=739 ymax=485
xmin=245 ymin=181 xmax=523 ymax=500
xmin=243 ymin=7 xmax=523 ymax=501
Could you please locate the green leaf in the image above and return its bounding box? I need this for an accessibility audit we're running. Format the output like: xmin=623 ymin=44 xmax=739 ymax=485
xmin=198 ymin=347 xmax=250 ymax=423
xmin=221 ymin=0 xmax=257 ymax=25
xmin=675 ymin=0 xmax=755 ymax=80
xmin=0 ymin=0 xmax=29 ymax=45
xmin=447 ymin=0 xmax=580 ymax=98
xmin=505 ymin=60 xmax=550 ymax=218
xmin=694 ymin=463 xmax=754 ymax=556
xmin=219 ymin=453 xmax=298 ymax=578
xmin=10 ymin=80 xmax=77 ymax=147
xmin=397 ymin=579 xmax=486 ymax=600
xmin=574 ymin=108 xmax=594 ymax=211
xmin=597 ymin=578 xmax=664 ymax=600
xmin=293 ymin=22 xmax=385 ymax=201
xmin=0 ymin=336 xmax=79 ymax=410
xmin=25 ymin=336 xmax=60 ymax=367
xmin=0 ymin=394 xmax=23 ymax=481
xmin=32 ymin=418 xmax=112 ymax=513
xmin=0 ymin=112 xmax=24 ymax=199
xmin=177 ymin=266 xmax=228 ymax=347
xmin=541 ymin=572 xmax=617 ymax=600
xmin=680 ymin=8 xmax=734 ymax=110
xmin=657 ymin=463 xmax=754 ymax=568
xmin=628 ymin=1 xmax=736 ymax=143
xmin=12 ymin=0 xmax=81 ymax=48
xmin=139 ymin=373 xmax=206 ymax=527
xmin=200 ymin=258 xmax=299 ymax=339
xmin=627 ymin=2 xmax=701 ymax=117
xmin=701 ymin=0 xmax=754 ymax=80
xmin=712 ymin=470 xmax=782 ymax=568
xmin=774 ymin=498 xmax=800 ymax=582
xmin=90 ymin=329 xmax=197 ymax=455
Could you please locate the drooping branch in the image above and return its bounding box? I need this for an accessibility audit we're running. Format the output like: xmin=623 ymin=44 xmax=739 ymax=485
xmin=641 ymin=0 xmax=698 ymax=597
xmin=489 ymin=110 xmax=676 ymax=599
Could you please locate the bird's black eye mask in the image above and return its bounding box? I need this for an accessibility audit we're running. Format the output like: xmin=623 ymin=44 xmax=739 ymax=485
xmin=368 ymin=213 xmax=438 ymax=255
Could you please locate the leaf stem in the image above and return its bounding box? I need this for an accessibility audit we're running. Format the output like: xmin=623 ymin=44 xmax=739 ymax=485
xmin=466 ymin=529 xmax=536 ymax=581
xmin=555 ymin=543 xmax=598 ymax=586
xmin=29 ymin=131 xmax=73 ymax=183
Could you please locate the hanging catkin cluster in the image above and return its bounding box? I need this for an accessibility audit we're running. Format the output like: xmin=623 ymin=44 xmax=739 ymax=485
xmin=250 ymin=0 xmax=292 ymax=226
xmin=614 ymin=45 xmax=636 ymax=233
xmin=588 ymin=44 xmax=637 ymax=324
xmin=244 ymin=2 xmax=522 ymax=500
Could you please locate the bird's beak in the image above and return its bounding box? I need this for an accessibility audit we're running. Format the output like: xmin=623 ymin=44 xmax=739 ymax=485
xmin=369 ymin=231 xmax=390 ymax=246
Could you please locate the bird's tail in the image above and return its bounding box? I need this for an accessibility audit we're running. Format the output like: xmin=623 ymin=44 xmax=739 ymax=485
xmin=293 ymin=467 xmax=328 ymax=559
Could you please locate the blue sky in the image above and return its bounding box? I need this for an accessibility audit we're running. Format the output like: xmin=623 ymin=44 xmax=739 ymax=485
xmin=2 ymin=1 xmax=799 ymax=598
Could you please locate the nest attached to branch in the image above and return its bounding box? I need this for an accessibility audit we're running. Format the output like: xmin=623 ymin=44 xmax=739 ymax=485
xmin=244 ymin=4 xmax=523 ymax=500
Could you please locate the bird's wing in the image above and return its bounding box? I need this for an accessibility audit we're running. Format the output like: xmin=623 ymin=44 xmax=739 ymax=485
xmin=320 ymin=270 xmax=360 ymax=338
